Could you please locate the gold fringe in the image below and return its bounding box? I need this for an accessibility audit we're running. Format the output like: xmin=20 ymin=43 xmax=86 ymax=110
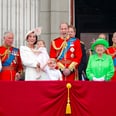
xmin=57 ymin=62 xmax=65 ymax=71
xmin=66 ymin=83 xmax=72 ymax=114
xmin=1 ymin=48 xmax=10 ymax=61
xmin=68 ymin=62 xmax=78 ymax=71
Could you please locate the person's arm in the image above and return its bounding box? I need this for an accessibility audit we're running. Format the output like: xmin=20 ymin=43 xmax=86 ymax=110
xmin=31 ymin=49 xmax=41 ymax=54
xmin=37 ymin=48 xmax=49 ymax=68
xmin=86 ymin=55 xmax=95 ymax=80
xmin=16 ymin=49 xmax=23 ymax=73
xmin=14 ymin=49 xmax=23 ymax=80
xmin=105 ymin=56 xmax=115 ymax=81
xmin=41 ymin=62 xmax=48 ymax=71
xmin=68 ymin=39 xmax=82 ymax=71
xmin=20 ymin=46 xmax=38 ymax=68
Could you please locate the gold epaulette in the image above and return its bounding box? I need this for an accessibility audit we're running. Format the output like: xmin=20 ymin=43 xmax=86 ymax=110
xmin=57 ymin=62 xmax=65 ymax=71
xmin=1 ymin=49 xmax=11 ymax=61
xmin=52 ymin=40 xmax=65 ymax=50
xmin=1 ymin=49 xmax=10 ymax=56
xmin=52 ymin=36 xmax=69 ymax=50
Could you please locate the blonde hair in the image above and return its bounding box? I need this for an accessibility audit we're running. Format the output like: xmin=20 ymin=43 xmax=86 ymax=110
xmin=48 ymin=58 xmax=57 ymax=65
xmin=37 ymin=39 xmax=46 ymax=47
xmin=68 ymin=25 xmax=76 ymax=32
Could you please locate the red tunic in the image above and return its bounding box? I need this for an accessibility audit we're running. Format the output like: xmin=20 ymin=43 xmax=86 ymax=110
xmin=106 ymin=46 xmax=116 ymax=81
xmin=50 ymin=37 xmax=82 ymax=81
xmin=0 ymin=46 xmax=23 ymax=80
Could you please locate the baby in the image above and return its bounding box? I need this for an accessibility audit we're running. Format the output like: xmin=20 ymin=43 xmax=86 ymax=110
xmin=32 ymin=40 xmax=49 ymax=68
xmin=31 ymin=40 xmax=49 ymax=80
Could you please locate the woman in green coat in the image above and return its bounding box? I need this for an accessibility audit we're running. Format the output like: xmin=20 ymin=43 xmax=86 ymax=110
xmin=86 ymin=38 xmax=114 ymax=81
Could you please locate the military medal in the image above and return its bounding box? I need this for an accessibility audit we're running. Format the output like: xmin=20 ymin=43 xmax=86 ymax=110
xmin=71 ymin=54 xmax=74 ymax=58
xmin=70 ymin=47 xmax=75 ymax=52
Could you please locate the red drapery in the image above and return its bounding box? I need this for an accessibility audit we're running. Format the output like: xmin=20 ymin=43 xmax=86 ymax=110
xmin=0 ymin=81 xmax=116 ymax=116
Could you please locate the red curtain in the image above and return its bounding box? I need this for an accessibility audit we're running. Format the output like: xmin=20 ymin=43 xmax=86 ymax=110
xmin=0 ymin=81 xmax=116 ymax=116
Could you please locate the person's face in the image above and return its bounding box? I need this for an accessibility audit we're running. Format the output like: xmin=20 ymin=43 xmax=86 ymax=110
xmin=112 ymin=33 xmax=116 ymax=44
xmin=37 ymin=41 xmax=44 ymax=48
xmin=48 ymin=60 xmax=56 ymax=69
xmin=68 ymin=27 xmax=76 ymax=38
xmin=4 ymin=33 xmax=14 ymax=47
xmin=98 ymin=34 xmax=106 ymax=39
xmin=60 ymin=24 xmax=68 ymax=38
xmin=95 ymin=45 xmax=105 ymax=55
xmin=27 ymin=32 xmax=37 ymax=45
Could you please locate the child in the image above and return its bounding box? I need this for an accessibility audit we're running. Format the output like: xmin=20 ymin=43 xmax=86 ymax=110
xmin=42 ymin=58 xmax=62 ymax=80
xmin=31 ymin=40 xmax=50 ymax=80
xmin=32 ymin=39 xmax=49 ymax=68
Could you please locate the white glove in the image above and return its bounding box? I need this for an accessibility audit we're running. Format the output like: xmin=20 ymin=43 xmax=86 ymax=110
xmin=93 ymin=77 xmax=105 ymax=81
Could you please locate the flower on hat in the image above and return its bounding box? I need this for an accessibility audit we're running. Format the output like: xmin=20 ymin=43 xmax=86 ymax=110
xmin=34 ymin=27 xmax=42 ymax=36
xmin=25 ymin=27 xmax=42 ymax=40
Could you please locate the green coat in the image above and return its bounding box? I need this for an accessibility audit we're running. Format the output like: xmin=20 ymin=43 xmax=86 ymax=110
xmin=86 ymin=54 xmax=114 ymax=81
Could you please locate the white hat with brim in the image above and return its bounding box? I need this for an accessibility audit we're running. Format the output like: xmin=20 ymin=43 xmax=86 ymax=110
xmin=25 ymin=27 xmax=42 ymax=40
xmin=25 ymin=30 xmax=35 ymax=40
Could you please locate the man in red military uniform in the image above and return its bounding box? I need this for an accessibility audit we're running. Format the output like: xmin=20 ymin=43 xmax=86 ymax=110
xmin=106 ymin=32 xmax=116 ymax=80
xmin=0 ymin=32 xmax=23 ymax=80
xmin=50 ymin=23 xmax=82 ymax=81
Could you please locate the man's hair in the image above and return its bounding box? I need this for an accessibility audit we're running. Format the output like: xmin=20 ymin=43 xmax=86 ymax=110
xmin=3 ymin=31 xmax=13 ymax=38
xmin=59 ymin=22 xmax=69 ymax=28
xmin=68 ymin=25 xmax=76 ymax=32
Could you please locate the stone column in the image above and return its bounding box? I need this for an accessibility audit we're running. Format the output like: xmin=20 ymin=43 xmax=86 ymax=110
xmin=39 ymin=0 xmax=70 ymax=51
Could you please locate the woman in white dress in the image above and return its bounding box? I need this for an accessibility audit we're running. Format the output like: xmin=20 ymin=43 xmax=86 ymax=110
xmin=20 ymin=29 xmax=47 ymax=80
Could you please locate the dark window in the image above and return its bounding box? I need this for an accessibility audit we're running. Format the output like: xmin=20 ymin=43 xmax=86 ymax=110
xmin=75 ymin=0 xmax=116 ymax=36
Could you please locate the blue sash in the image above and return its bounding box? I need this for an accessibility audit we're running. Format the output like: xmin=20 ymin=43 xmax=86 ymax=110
xmin=113 ymin=58 xmax=116 ymax=66
xmin=58 ymin=37 xmax=77 ymax=60
xmin=2 ymin=48 xmax=18 ymax=66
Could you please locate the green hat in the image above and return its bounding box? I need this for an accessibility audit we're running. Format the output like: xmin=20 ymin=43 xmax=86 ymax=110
xmin=91 ymin=38 xmax=109 ymax=51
